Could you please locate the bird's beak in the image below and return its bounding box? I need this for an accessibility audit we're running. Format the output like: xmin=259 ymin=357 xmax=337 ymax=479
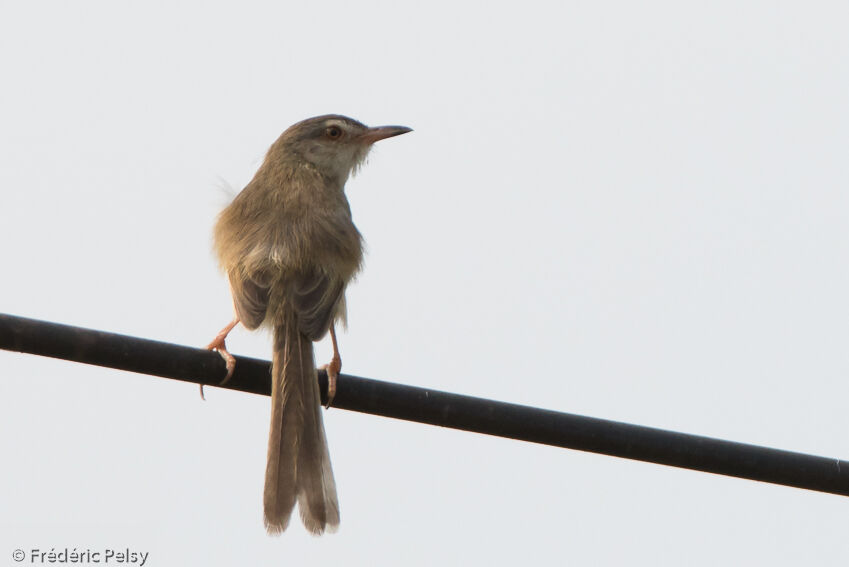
xmin=359 ymin=125 xmax=413 ymax=145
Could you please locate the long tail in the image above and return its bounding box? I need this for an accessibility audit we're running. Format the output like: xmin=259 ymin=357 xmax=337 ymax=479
xmin=264 ymin=312 xmax=340 ymax=535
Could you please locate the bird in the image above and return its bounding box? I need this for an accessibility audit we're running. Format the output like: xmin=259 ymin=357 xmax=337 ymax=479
xmin=205 ymin=114 xmax=412 ymax=534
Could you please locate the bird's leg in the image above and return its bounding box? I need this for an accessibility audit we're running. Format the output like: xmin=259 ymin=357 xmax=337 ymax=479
xmin=320 ymin=324 xmax=342 ymax=408
xmin=201 ymin=317 xmax=240 ymax=399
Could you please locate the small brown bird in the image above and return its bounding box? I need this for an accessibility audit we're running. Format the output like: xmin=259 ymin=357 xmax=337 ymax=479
xmin=206 ymin=115 xmax=411 ymax=534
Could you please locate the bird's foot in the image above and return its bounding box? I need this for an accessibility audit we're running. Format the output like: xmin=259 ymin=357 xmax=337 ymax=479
xmin=200 ymin=319 xmax=239 ymax=399
xmin=320 ymin=354 xmax=341 ymax=408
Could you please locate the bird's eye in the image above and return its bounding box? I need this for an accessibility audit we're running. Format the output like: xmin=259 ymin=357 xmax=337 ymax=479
xmin=326 ymin=126 xmax=342 ymax=140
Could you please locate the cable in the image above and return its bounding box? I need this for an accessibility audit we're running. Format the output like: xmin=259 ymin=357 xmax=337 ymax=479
xmin=1 ymin=312 xmax=847 ymax=496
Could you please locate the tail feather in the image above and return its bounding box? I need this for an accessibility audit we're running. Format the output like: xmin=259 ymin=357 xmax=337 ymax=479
xmin=264 ymin=314 xmax=340 ymax=535
xmin=296 ymin=325 xmax=340 ymax=532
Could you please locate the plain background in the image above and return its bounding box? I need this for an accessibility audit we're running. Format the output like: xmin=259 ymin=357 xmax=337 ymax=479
xmin=1 ymin=1 xmax=848 ymax=565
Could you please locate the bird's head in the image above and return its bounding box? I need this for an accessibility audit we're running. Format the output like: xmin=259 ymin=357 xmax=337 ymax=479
xmin=276 ymin=114 xmax=412 ymax=183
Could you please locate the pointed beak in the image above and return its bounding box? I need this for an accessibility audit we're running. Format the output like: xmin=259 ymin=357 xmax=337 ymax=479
xmin=359 ymin=125 xmax=413 ymax=145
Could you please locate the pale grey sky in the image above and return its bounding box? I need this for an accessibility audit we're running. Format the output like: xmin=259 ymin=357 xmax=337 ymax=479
xmin=1 ymin=1 xmax=848 ymax=565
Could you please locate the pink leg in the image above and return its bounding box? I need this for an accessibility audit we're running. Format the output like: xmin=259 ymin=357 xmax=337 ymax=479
xmin=319 ymin=324 xmax=341 ymax=408
xmin=201 ymin=317 xmax=240 ymax=399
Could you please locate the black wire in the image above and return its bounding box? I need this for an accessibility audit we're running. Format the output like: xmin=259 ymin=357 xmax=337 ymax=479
xmin=1 ymin=312 xmax=847 ymax=496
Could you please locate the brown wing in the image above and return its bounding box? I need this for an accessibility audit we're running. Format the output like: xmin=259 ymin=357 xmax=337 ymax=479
xmin=229 ymin=270 xmax=271 ymax=330
xmin=291 ymin=269 xmax=345 ymax=341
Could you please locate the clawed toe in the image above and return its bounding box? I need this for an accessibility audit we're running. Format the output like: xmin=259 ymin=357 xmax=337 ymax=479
xmin=201 ymin=318 xmax=241 ymax=400
xmin=320 ymin=356 xmax=341 ymax=408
